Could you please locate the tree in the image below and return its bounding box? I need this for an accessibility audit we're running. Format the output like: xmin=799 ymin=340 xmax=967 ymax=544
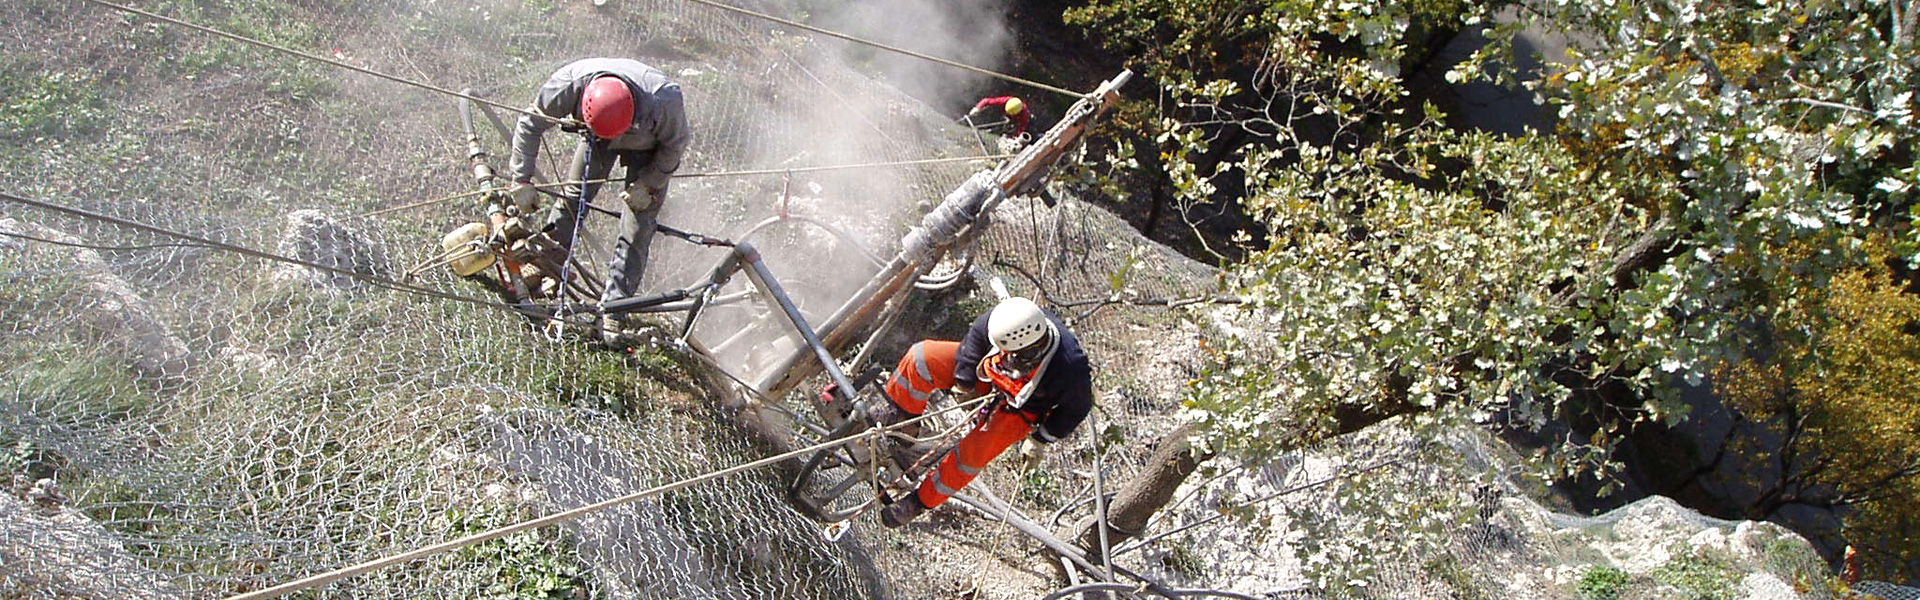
xmin=1717 ymin=237 xmax=1920 ymax=579
xmin=1067 ymin=0 xmax=1920 ymax=584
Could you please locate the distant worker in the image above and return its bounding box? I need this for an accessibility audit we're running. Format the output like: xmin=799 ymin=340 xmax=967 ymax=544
xmin=507 ymin=58 xmax=692 ymax=306
xmin=967 ymin=95 xmax=1030 ymax=137
xmin=876 ymin=297 xmax=1092 ymax=527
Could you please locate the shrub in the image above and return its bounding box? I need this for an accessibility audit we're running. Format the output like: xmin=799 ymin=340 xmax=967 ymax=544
xmin=1576 ymin=565 xmax=1630 ymax=600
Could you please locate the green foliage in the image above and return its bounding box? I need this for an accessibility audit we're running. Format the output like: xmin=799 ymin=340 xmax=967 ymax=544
xmin=1716 ymin=238 xmax=1920 ymax=580
xmin=1015 ymin=464 xmax=1062 ymax=508
xmin=1165 ymin=537 xmax=1209 ymax=580
xmin=125 ymin=0 xmax=330 ymax=99
xmin=439 ymin=506 xmax=588 ymax=599
xmin=1760 ymin=537 xmax=1835 ymax=595
xmin=1576 ymin=564 xmax=1630 ymax=600
xmin=1653 ymin=550 xmax=1736 ymax=600
xmin=238 ymin=284 xmax=389 ymax=357
xmin=530 ymin=347 xmax=667 ymax=419
xmin=1074 ymin=0 xmax=1919 ymax=585
xmin=0 ymin=437 xmax=60 ymax=484
xmin=1425 ymin=555 xmax=1489 ymax=600
xmin=522 ymin=0 xmax=557 ymax=15
xmin=0 ymin=62 xmax=110 ymax=141
xmin=0 ymin=255 xmax=152 ymax=425
xmin=9 ymin=352 xmax=150 ymax=423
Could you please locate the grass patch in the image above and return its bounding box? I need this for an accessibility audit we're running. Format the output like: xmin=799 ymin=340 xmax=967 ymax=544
xmin=1014 ymin=464 xmax=1061 ymax=508
xmin=1165 ymin=537 xmax=1208 ymax=579
xmin=532 ymin=349 xmax=656 ymax=419
xmin=122 ymin=0 xmax=331 ymax=99
xmin=0 ymin=61 xmax=111 ymax=142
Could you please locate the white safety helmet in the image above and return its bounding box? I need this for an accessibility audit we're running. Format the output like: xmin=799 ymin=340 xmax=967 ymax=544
xmin=987 ymin=297 xmax=1051 ymax=352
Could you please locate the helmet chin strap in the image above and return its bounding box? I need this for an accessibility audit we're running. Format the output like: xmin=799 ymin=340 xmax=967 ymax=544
xmin=1001 ymin=320 xmax=1059 ymax=410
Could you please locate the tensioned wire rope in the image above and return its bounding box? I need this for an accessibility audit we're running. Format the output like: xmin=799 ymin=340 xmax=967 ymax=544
xmin=76 ymin=0 xmax=571 ymax=128
xmin=675 ymin=0 xmax=1085 ymax=99
xmin=53 ymin=0 xmax=1104 ymax=594
xmin=0 ymin=190 xmax=529 ymax=314
xmin=0 ymin=185 xmax=975 ymax=596
xmin=223 ymin=393 xmax=995 ymax=600
xmin=78 ymin=0 xmax=1086 ymax=131
xmin=0 ymin=191 xmax=829 ymax=398
xmin=352 ymin=154 xmax=1015 ymax=219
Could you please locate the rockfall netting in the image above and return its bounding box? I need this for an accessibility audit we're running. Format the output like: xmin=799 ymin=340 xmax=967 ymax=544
xmin=0 ymin=0 xmax=983 ymax=597
xmin=0 ymin=0 xmax=1862 ymax=599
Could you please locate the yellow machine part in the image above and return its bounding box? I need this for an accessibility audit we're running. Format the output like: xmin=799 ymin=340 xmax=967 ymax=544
xmin=441 ymin=222 xmax=496 ymax=277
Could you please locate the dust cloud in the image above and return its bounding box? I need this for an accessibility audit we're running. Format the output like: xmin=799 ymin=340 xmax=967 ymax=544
xmin=636 ymin=0 xmax=1013 ymax=386
xmin=803 ymin=0 xmax=1013 ymax=111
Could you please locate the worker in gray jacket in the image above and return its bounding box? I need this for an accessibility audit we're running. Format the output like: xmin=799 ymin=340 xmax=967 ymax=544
xmin=508 ymin=58 xmax=692 ymax=305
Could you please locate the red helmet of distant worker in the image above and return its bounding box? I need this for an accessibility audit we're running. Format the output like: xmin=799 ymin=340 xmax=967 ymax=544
xmin=581 ymin=76 xmax=634 ymax=139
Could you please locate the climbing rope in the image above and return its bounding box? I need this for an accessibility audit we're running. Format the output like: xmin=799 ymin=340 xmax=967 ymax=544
xmin=224 ymin=393 xmax=993 ymax=600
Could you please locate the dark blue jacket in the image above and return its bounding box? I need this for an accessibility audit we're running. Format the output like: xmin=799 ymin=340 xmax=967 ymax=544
xmin=952 ymin=310 xmax=1092 ymax=443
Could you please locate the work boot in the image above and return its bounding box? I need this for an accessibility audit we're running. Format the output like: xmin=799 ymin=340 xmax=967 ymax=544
xmin=881 ymin=494 xmax=928 ymax=528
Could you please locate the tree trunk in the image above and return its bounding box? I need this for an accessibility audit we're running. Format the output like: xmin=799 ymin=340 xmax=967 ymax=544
xmin=1070 ymin=422 xmax=1211 ymax=553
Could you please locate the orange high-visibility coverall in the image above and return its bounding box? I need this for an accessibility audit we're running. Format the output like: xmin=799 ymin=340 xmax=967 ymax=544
xmin=884 ymin=339 xmax=1082 ymax=509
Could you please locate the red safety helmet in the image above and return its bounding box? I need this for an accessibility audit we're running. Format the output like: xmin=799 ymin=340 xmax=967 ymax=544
xmin=581 ymin=76 xmax=634 ymax=139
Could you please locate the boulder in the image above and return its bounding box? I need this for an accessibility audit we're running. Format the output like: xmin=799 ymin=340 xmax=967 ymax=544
xmin=269 ymin=209 xmax=390 ymax=291
xmin=0 ymin=491 xmax=181 ymax=599
xmin=0 ymin=218 xmax=190 ymax=378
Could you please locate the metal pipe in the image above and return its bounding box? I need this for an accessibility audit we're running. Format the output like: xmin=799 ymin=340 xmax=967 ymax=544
xmin=844 ymin=290 xmax=914 ymax=375
xmin=1041 ymin=583 xmax=1136 ymax=600
xmin=740 ymin=70 xmax=1134 ymax=399
xmin=737 ymin=214 xmax=888 ymax=268
xmin=750 ymin=255 xmax=916 ymax=394
xmin=1094 ymin=425 xmax=1118 ymax=593
xmin=946 ymin=491 xmax=1180 ymax=598
xmin=736 ymin=242 xmax=858 ymax=405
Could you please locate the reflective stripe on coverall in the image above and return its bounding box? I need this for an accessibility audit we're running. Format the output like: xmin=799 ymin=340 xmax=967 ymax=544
xmin=884 ymin=342 xmax=1039 ymax=509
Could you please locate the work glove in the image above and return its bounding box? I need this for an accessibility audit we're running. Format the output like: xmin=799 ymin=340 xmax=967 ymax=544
xmin=508 ymin=181 xmax=539 ymax=213
xmin=967 ymin=106 xmax=984 ymax=118
xmin=617 ymin=182 xmax=658 ymax=212
xmin=948 ymin=384 xmax=983 ymax=401
xmin=1016 ymin=437 xmax=1045 ymax=471
xmin=483 ymin=225 xmax=511 ymax=250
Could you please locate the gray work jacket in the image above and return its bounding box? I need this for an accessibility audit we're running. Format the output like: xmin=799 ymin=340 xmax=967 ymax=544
xmin=508 ymin=58 xmax=692 ymax=191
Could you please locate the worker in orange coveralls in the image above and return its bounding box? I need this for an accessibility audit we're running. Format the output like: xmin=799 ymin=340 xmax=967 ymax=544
xmin=875 ymin=297 xmax=1092 ymax=527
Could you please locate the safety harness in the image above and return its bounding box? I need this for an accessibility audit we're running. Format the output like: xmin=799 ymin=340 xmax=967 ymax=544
xmin=974 ymin=321 xmax=1060 ymax=432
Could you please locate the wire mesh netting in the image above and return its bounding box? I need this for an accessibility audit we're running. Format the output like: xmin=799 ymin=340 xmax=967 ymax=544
xmin=0 ymin=0 xmax=1877 ymax=599
xmin=0 ymin=0 xmax=986 ymax=597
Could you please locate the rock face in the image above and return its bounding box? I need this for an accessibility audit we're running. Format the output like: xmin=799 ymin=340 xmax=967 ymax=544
xmin=0 ymin=218 xmax=190 ymax=378
xmin=270 ymin=209 xmax=390 ymax=291
xmin=1136 ymin=428 xmax=1839 ymax=600
xmin=0 ymin=491 xmax=181 ymax=599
